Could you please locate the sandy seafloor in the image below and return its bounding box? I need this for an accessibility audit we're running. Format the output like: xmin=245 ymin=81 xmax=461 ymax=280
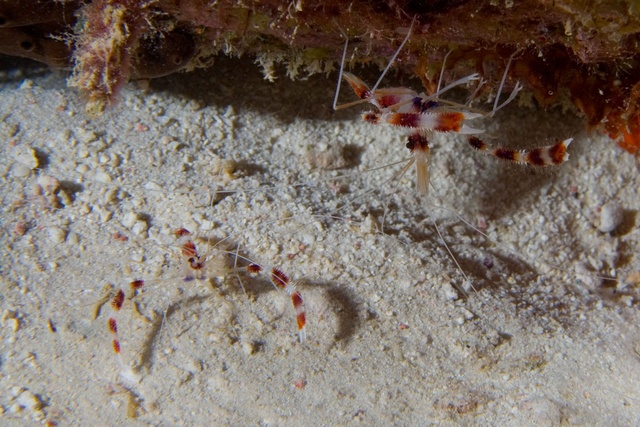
xmin=0 ymin=54 xmax=639 ymax=426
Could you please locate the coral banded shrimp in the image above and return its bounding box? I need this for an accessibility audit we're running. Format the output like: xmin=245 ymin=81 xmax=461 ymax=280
xmin=326 ymin=20 xmax=636 ymax=307
xmin=5 ymin=162 xmax=317 ymax=380
xmin=101 ymin=226 xmax=307 ymax=383
xmin=333 ymin=20 xmax=573 ymax=194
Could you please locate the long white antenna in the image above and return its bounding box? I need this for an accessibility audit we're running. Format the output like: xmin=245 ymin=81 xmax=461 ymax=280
xmin=332 ymin=30 xmax=350 ymax=111
xmin=491 ymin=50 xmax=522 ymax=116
xmin=432 ymin=218 xmax=477 ymax=295
xmin=436 ymin=49 xmax=453 ymax=94
xmin=333 ymin=16 xmax=415 ymax=110
xmin=371 ymin=16 xmax=416 ymax=94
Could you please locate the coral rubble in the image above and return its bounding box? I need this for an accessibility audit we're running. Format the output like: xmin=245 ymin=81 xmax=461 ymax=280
xmin=1 ymin=0 xmax=640 ymax=152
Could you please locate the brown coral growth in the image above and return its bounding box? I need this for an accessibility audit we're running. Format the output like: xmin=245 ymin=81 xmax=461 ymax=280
xmin=69 ymin=0 xmax=195 ymax=114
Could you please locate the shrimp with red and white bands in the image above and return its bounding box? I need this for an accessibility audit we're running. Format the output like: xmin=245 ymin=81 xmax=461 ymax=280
xmin=334 ymin=20 xmax=572 ymax=194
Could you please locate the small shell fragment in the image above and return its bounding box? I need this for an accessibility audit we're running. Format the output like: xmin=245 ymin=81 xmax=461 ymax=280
xmin=598 ymin=201 xmax=624 ymax=233
xmin=10 ymin=163 xmax=32 ymax=177
xmin=47 ymin=227 xmax=67 ymax=243
xmin=15 ymin=389 xmax=43 ymax=412
xmin=12 ymin=146 xmax=39 ymax=169
xmin=37 ymin=175 xmax=60 ymax=194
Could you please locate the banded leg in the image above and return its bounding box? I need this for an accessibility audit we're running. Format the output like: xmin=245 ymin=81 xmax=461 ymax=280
xmin=405 ymin=131 xmax=431 ymax=194
xmin=467 ymin=136 xmax=573 ymax=166
xmin=342 ymin=71 xmax=418 ymax=110
xmin=107 ymin=279 xmax=145 ymax=383
xmin=247 ymin=264 xmax=307 ymax=343
xmin=333 ymin=17 xmax=415 ymax=110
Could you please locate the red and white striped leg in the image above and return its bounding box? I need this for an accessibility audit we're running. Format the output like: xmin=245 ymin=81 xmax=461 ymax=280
xmin=107 ymin=280 xmax=144 ymax=383
xmin=362 ymin=110 xmax=484 ymax=134
xmin=247 ymin=264 xmax=307 ymax=343
xmin=405 ymin=131 xmax=431 ymax=194
xmin=467 ymin=136 xmax=573 ymax=166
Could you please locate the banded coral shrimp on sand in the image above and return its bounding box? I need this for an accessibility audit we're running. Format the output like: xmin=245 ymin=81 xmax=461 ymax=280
xmin=1 ymin=48 xmax=639 ymax=425
xmin=326 ymin=22 xmax=640 ymax=422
